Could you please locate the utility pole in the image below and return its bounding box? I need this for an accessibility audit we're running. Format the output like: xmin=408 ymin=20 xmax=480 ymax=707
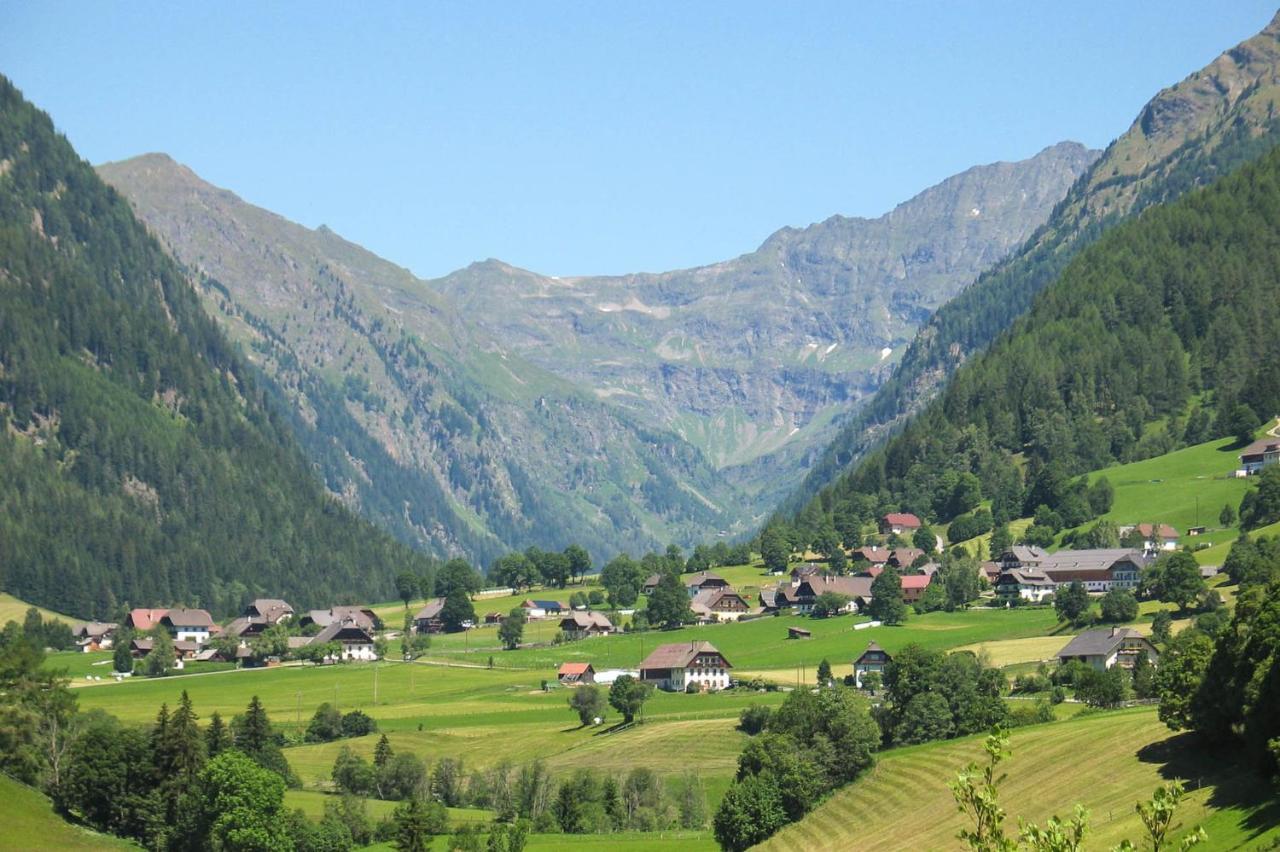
xmin=295 ymin=691 xmax=301 ymax=726
xmin=373 ymin=660 xmax=379 ymax=705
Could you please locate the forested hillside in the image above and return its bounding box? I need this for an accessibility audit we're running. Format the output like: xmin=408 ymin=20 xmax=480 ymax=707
xmin=785 ymin=136 xmax=1280 ymax=544
xmin=0 ymin=78 xmax=436 ymax=618
xmin=787 ymin=11 xmax=1280 ymax=513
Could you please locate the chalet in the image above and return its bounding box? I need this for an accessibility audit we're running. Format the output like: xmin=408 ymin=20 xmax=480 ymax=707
xmin=557 ymin=662 xmax=596 ymax=685
xmin=72 ymin=621 xmax=117 ymax=652
xmin=781 ymin=575 xmax=874 ymax=614
xmin=996 ymin=546 xmax=1048 ymax=571
xmin=311 ymin=619 xmax=378 ymax=661
xmin=787 ymin=626 xmax=812 ymax=639
xmin=759 ymin=588 xmax=781 ymax=612
xmin=301 ymin=607 xmax=378 ymax=632
xmin=559 ymin=611 xmax=614 ymax=639
xmin=1131 ymin=523 xmax=1180 ymax=554
xmin=899 ymin=572 xmax=935 ymax=603
xmin=853 ymin=641 xmax=891 ymax=688
xmin=224 ymin=617 xmax=265 ymax=640
xmin=641 ymin=574 xmax=663 ymax=595
xmin=125 ymin=608 xmax=169 ymax=632
xmin=683 ymin=571 xmax=730 ymax=597
xmin=130 ymin=637 xmax=199 ymax=667
xmin=1239 ymin=437 xmax=1280 ymax=475
xmin=880 ymin=512 xmax=922 ymax=536
xmin=521 ymin=599 xmax=565 ymax=620
xmin=244 ymin=598 xmax=294 ymax=624
xmin=160 ymin=609 xmax=216 ymax=643
xmin=889 ymin=548 xmax=925 ymax=569
xmin=994 ymin=568 xmax=1056 ymax=602
xmin=789 ymin=564 xmax=823 ymax=587
xmin=690 ymin=587 xmax=752 ymax=622
xmin=980 ymin=562 xmax=1002 ymax=584
xmin=639 ymin=641 xmax=732 ymax=691
xmin=851 ymin=546 xmax=890 ymax=567
xmin=484 ymin=611 xmax=506 ymax=625
xmin=1056 ymin=627 xmax=1159 ymax=671
xmin=414 ymin=598 xmax=447 ymax=634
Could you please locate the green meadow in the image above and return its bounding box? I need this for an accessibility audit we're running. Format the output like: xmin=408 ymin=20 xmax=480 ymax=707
xmin=762 ymin=707 xmax=1280 ymax=852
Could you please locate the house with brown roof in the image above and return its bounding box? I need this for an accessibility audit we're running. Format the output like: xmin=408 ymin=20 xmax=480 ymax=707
xmin=1056 ymin=627 xmax=1158 ymax=671
xmin=639 ymin=641 xmax=732 ymax=692
xmin=782 ymin=575 xmax=875 ymax=614
xmin=690 ymin=588 xmax=752 ymax=623
xmin=889 ymin=548 xmax=925 ymax=569
xmin=72 ymin=621 xmax=117 ymax=652
xmin=880 ymin=512 xmax=922 ymax=536
xmin=1239 ymin=437 xmax=1280 ymax=475
xmin=414 ymin=598 xmax=447 ymax=634
xmin=559 ymin=611 xmax=614 ymax=639
xmin=301 ymin=606 xmax=378 ymax=632
xmin=853 ymin=641 xmax=891 ymax=688
xmin=311 ymin=619 xmax=378 ymax=661
xmin=557 ymin=662 xmax=596 ymax=685
xmin=161 ymin=609 xmax=216 ymax=643
xmin=994 ymin=568 xmax=1056 ymax=602
xmin=1130 ymin=523 xmax=1180 ymax=554
xmin=244 ymin=599 xmax=294 ymax=624
xmin=851 ymin=546 xmax=890 ymax=567
xmin=683 ymin=571 xmax=730 ymax=597
xmin=641 ymin=573 xmax=664 ymax=594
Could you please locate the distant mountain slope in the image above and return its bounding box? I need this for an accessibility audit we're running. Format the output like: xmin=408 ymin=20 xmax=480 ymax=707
xmin=99 ymin=155 xmax=745 ymax=564
xmin=789 ymin=11 xmax=1280 ymax=513
xmin=0 ymin=77 xmax=436 ymax=618
xmin=430 ymin=143 xmax=1096 ymax=503
xmin=797 ymin=124 xmax=1280 ymax=544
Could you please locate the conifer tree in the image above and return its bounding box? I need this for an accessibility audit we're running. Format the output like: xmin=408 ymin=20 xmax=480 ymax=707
xmin=205 ymin=711 xmax=228 ymax=757
xmin=374 ymin=733 xmax=394 ymax=769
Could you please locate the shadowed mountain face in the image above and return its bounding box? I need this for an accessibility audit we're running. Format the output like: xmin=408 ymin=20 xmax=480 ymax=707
xmin=99 ymin=154 xmax=750 ymax=565
xmin=101 ymin=142 xmax=1091 ymax=561
xmin=789 ymin=10 xmax=1280 ymax=514
xmin=428 ymin=142 xmax=1097 ymax=495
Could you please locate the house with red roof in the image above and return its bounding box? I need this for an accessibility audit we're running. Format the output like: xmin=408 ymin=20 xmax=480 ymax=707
xmin=557 ymin=662 xmax=595 ymax=685
xmin=880 ymin=512 xmax=922 ymax=536
xmin=899 ymin=573 xmax=935 ymax=603
xmin=125 ymin=608 xmax=169 ymax=632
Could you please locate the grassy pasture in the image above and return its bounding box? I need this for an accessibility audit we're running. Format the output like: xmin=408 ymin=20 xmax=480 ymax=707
xmin=0 ymin=592 xmax=79 ymax=625
xmin=419 ymin=607 xmax=1060 ymax=674
xmin=762 ymin=707 xmax=1280 ymax=852
xmin=0 ymin=774 xmax=140 ymax=850
xmin=359 ymin=830 xmax=717 ymax=851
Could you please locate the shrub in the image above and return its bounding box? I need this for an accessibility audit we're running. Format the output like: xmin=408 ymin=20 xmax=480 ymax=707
xmin=738 ymin=704 xmax=771 ymax=735
xmin=341 ymin=710 xmax=377 ymax=738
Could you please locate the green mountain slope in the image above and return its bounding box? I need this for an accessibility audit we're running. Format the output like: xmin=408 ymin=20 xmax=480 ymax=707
xmin=428 ymin=143 xmax=1097 ymax=505
xmin=789 ymin=11 xmax=1280 ymax=513
xmin=97 ymin=155 xmax=746 ymax=564
xmin=792 ymin=125 xmax=1280 ymax=542
xmin=0 ymin=77 xmax=436 ymax=618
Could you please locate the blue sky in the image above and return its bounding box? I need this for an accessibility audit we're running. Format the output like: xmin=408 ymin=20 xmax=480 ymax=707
xmin=4 ymin=3 xmax=1277 ymax=278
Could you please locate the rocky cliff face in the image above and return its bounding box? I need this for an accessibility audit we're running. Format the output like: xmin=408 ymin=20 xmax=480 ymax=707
xmin=99 ymin=155 xmax=747 ymax=564
xmin=430 ymin=142 xmax=1097 ymax=502
xmin=99 ymin=140 xmax=1094 ymax=562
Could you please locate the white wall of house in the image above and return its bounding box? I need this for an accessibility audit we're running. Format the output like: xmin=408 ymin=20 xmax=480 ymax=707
xmin=679 ymin=665 xmax=731 ymax=691
xmin=336 ymin=642 xmax=377 ymax=661
xmin=172 ymin=628 xmax=210 ymax=643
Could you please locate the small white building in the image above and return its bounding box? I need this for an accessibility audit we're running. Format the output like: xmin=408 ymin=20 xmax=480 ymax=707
xmin=639 ymin=641 xmax=732 ymax=692
xmin=161 ymin=609 xmax=216 ymax=644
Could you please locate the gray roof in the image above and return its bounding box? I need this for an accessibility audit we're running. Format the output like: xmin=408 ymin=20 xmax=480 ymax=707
xmin=312 ymin=620 xmax=375 ymax=644
xmin=415 ymin=598 xmax=446 ymax=620
xmin=1038 ymin=549 xmax=1148 ymax=575
xmin=1056 ymin=627 xmax=1151 ymax=659
xmin=802 ymin=575 xmax=874 ymax=600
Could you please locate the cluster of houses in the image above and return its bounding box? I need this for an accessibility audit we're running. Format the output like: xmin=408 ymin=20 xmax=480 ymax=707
xmin=640 ymin=570 xmax=754 ymax=622
xmin=71 ymin=599 xmax=385 ymax=667
xmin=761 ymin=550 xmax=938 ymax=616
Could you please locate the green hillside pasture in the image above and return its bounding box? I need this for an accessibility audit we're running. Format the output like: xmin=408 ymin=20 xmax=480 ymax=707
xmin=761 ymin=708 xmax=1280 ymax=851
xmin=1078 ymin=437 xmax=1250 ymax=548
xmin=421 ymin=607 xmax=1061 ymax=675
xmin=0 ymin=775 xmax=140 ymax=851
xmin=359 ymin=830 xmax=717 ymax=852
xmin=0 ymin=592 xmax=80 ymax=625
xmin=74 ymin=658 xmax=781 ymax=808
xmin=48 ymin=649 xmax=116 ymax=680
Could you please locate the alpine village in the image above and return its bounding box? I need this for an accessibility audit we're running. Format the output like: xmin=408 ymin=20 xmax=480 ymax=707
xmin=4 ymin=8 xmax=1280 ymax=852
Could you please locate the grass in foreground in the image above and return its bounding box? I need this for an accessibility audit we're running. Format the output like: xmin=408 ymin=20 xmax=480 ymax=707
xmin=761 ymin=707 xmax=1280 ymax=851
xmin=0 ymin=774 xmax=139 ymax=851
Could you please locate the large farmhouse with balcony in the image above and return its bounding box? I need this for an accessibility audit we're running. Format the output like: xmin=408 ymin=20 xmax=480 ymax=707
xmin=1056 ymin=627 xmax=1159 ymax=671
xmin=639 ymin=641 xmax=732 ymax=692
xmin=995 ymin=548 xmax=1148 ymax=597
